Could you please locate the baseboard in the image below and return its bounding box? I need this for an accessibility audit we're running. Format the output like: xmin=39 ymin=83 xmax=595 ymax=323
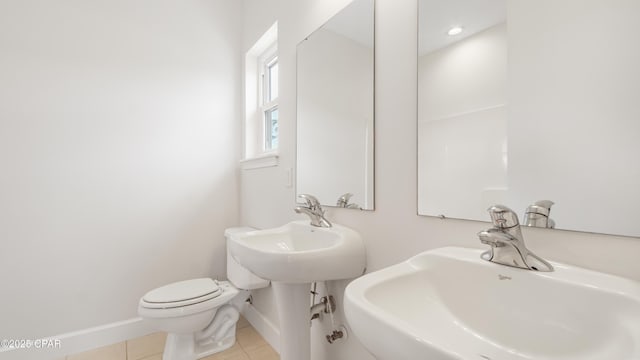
xmin=236 ymin=296 xmax=280 ymax=353
xmin=0 ymin=318 xmax=153 ymax=360
xmin=2 ymin=297 xmax=279 ymax=360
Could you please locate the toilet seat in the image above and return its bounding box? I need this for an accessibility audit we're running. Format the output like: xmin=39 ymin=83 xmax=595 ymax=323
xmin=141 ymin=278 xmax=222 ymax=309
xmin=138 ymin=280 xmax=240 ymax=319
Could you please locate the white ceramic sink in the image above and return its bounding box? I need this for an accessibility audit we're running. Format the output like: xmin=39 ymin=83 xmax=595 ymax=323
xmin=227 ymin=220 xmax=365 ymax=283
xmin=344 ymin=247 xmax=640 ymax=360
xmin=228 ymin=220 xmax=365 ymax=360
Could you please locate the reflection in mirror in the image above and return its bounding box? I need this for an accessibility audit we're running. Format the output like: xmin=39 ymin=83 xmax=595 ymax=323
xmin=297 ymin=0 xmax=374 ymax=210
xmin=417 ymin=0 xmax=640 ymax=237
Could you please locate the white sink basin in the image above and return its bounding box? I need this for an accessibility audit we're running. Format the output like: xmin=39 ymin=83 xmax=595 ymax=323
xmin=228 ymin=220 xmax=365 ymax=283
xmin=344 ymin=247 xmax=640 ymax=360
xmin=228 ymin=220 xmax=366 ymax=360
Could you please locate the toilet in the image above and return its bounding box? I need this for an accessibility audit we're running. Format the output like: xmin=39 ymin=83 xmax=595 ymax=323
xmin=138 ymin=227 xmax=269 ymax=360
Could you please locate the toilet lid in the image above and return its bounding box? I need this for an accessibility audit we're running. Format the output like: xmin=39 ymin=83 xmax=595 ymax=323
xmin=141 ymin=278 xmax=222 ymax=308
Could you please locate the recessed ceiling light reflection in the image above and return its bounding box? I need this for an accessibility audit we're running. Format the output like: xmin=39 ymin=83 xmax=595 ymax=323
xmin=447 ymin=26 xmax=463 ymax=36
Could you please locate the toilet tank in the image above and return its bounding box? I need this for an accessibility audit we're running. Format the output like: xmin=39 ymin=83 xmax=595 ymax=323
xmin=225 ymin=227 xmax=270 ymax=290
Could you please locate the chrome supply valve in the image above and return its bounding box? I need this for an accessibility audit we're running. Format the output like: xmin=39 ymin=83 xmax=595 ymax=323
xmin=326 ymin=326 xmax=347 ymax=344
xmin=310 ymin=295 xmax=336 ymax=321
xmin=326 ymin=329 xmax=344 ymax=344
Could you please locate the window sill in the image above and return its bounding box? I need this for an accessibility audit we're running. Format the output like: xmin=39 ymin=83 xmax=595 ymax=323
xmin=240 ymin=153 xmax=279 ymax=170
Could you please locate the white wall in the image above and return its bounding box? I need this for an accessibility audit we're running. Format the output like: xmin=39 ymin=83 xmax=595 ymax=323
xmin=0 ymin=0 xmax=242 ymax=349
xmin=240 ymin=1 xmax=640 ymax=360
xmin=418 ymin=24 xmax=507 ymax=220
xmin=297 ymin=28 xmax=373 ymax=208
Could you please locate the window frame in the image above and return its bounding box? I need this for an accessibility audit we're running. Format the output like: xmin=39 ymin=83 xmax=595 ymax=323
xmin=242 ymin=22 xmax=278 ymax=167
xmin=259 ymin=46 xmax=279 ymax=153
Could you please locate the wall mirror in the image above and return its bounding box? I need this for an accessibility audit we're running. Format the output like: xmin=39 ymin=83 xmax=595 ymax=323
xmin=417 ymin=0 xmax=640 ymax=237
xmin=296 ymin=0 xmax=375 ymax=210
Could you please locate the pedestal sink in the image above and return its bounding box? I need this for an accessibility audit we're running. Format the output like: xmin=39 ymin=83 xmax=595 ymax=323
xmin=344 ymin=247 xmax=640 ymax=360
xmin=227 ymin=220 xmax=366 ymax=360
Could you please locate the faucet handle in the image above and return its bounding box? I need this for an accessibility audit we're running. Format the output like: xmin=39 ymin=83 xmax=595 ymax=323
xmin=487 ymin=204 xmax=520 ymax=229
xmin=534 ymin=200 xmax=554 ymax=208
xmin=298 ymin=194 xmax=321 ymax=208
xmin=526 ymin=200 xmax=554 ymax=216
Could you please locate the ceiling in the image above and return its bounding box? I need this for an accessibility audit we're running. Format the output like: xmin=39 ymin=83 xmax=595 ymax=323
xmin=322 ymin=0 xmax=374 ymax=49
xmin=306 ymin=0 xmax=505 ymax=55
xmin=419 ymin=0 xmax=506 ymax=56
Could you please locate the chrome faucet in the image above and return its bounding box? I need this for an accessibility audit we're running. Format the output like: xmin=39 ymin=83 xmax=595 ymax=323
xmin=295 ymin=194 xmax=332 ymax=228
xmin=523 ymin=200 xmax=555 ymax=228
xmin=478 ymin=205 xmax=553 ymax=272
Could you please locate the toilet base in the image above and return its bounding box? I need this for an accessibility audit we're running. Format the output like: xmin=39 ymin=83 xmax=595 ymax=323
xmin=162 ymin=328 xmax=236 ymax=360
xmin=196 ymin=323 xmax=237 ymax=359
xmin=161 ymin=304 xmax=240 ymax=360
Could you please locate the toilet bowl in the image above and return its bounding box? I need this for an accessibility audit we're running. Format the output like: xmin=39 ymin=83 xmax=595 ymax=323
xmin=138 ymin=227 xmax=269 ymax=360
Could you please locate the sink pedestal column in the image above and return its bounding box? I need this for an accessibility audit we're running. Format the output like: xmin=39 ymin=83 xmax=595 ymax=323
xmin=272 ymin=282 xmax=311 ymax=360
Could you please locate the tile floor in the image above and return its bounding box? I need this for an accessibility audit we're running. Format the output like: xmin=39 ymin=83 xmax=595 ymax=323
xmin=64 ymin=316 xmax=279 ymax=360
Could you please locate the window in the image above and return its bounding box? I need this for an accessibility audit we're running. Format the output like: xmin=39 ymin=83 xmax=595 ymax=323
xmin=260 ymin=52 xmax=279 ymax=151
xmin=243 ymin=23 xmax=279 ymax=165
